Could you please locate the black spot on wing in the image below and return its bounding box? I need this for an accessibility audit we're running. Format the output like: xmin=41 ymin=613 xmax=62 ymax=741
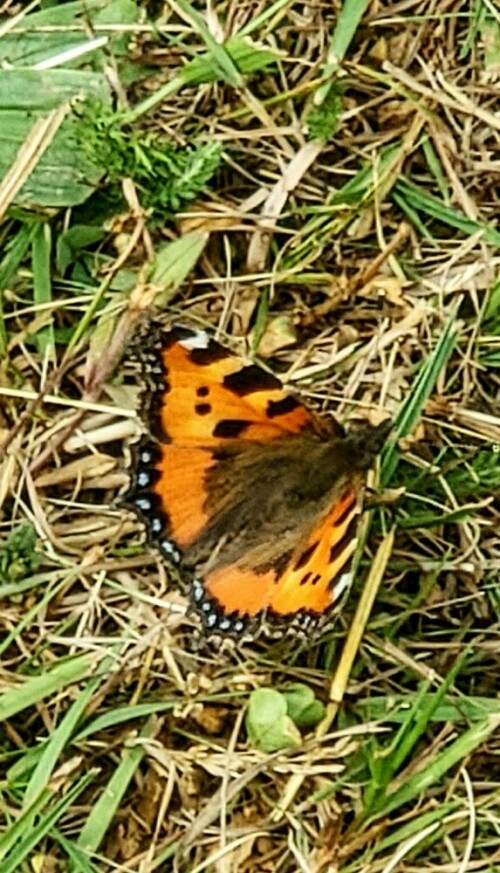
xmin=161 ymin=327 xmax=199 ymax=350
xmin=148 ymin=391 xmax=171 ymax=443
xmin=300 ymin=572 xmax=312 ymax=586
xmin=196 ymin=386 xmax=209 ymax=397
xmin=266 ymin=395 xmax=301 ymax=419
xmin=333 ymin=493 xmax=357 ymax=527
xmin=329 ymin=539 xmax=347 ymax=565
xmin=329 ymin=519 xmax=357 ymax=564
xmin=195 ymin=403 xmax=211 ymax=416
xmin=311 ymin=574 xmax=322 ymax=586
xmin=223 ymin=365 xmax=282 ymax=396
xmin=293 ymin=542 xmax=318 ymax=571
xmin=213 ymin=419 xmax=252 ymax=438
xmin=189 ymin=340 xmax=231 ymax=366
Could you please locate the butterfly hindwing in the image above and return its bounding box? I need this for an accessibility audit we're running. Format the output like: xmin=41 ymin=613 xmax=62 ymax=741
xmin=195 ymin=486 xmax=361 ymax=633
xmin=269 ymin=487 xmax=360 ymax=616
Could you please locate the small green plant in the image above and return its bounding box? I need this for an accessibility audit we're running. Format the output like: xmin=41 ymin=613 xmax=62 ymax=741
xmin=306 ymin=83 xmax=344 ymax=141
xmin=0 ymin=524 xmax=41 ymax=584
xmin=448 ymin=445 xmax=500 ymax=497
xmin=246 ymin=684 xmax=325 ymax=751
xmin=78 ymin=104 xmax=222 ymax=214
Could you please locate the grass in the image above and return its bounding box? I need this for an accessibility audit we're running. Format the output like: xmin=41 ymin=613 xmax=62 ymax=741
xmin=1 ymin=0 xmax=499 ymax=871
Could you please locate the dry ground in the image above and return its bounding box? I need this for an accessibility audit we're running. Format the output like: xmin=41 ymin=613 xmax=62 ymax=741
xmin=0 ymin=1 xmax=499 ymax=871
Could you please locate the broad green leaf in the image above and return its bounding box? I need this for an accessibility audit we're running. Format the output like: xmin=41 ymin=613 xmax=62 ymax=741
xmin=283 ymin=684 xmax=325 ymax=729
xmin=0 ymin=0 xmax=138 ymax=68
xmin=56 ymin=224 xmax=106 ymax=275
xmin=0 ymin=70 xmax=110 ymax=206
xmin=149 ymin=232 xmax=208 ymax=302
xmin=246 ymin=689 xmax=302 ymax=752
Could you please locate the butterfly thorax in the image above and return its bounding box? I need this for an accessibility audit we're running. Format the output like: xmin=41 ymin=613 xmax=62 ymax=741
xmin=183 ymin=433 xmax=367 ymax=572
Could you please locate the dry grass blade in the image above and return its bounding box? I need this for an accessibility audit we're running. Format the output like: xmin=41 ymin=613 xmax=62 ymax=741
xmin=322 ymin=527 xmax=396 ymax=725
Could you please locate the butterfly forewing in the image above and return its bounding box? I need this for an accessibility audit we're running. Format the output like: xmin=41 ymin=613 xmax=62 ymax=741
xmin=154 ymin=328 xmax=314 ymax=445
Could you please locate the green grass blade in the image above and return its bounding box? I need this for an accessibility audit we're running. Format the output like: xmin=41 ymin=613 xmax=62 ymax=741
xmin=317 ymin=0 xmax=370 ymax=94
xmin=394 ymin=177 xmax=500 ymax=247
xmin=391 ymin=187 xmax=435 ymax=242
xmin=377 ymin=801 xmax=460 ymax=852
xmin=51 ymin=829 xmax=102 ymax=873
xmin=125 ymin=35 xmax=279 ymax=123
xmin=170 ymin=0 xmax=242 ymax=87
xmin=0 ymin=655 xmax=92 ymax=721
xmin=327 ymin=0 xmax=370 ymax=66
xmin=31 ymin=222 xmax=55 ymax=357
xmin=22 ymin=656 xmax=115 ymax=808
xmin=397 ymin=505 xmax=479 ymax=528
xmin=286 ymin=142 xmax=404 ymax=268
xmin=238 ymin=0 xmax=293 ymax=36
xmin=421 ymin=138 xmax=450 ymax=201
xmin=312 ymin=0 xmax=370 ymax=115
xmin=355 ymin=693 xmax=499 ymax=723
xmin=380 ymin=308 xmax=459 ymax=485
xmin=373 ymin=715 xmax=500 ymax=822
xmin=1 ymin=773 xmax=96 ymax=873
xmin=72 ymin=701 xmax=175 ymax=741
xmin=362 ymin=681 xmax=434 ymax=811
xmin=0 ymin=220 xmax=39 ymax=353
xmin=76 ymin=719 xmax=154 ymax=855
xmin=483 ymin=275 xmax=500 ymax=322
xmin=0 ymin=790 xmax=50 ymax=860
xmin=378 ymin=656 xmax=467 ymax=796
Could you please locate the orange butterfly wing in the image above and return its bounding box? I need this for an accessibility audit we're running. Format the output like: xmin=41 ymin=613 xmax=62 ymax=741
xmin=269 ymin=487 xmax=360 ymax=616
xmin=129 ymin=325 xmax=320 ymax=552
xmin=152 ymin=327 xmax=314 ymax=445
xmin=198 ymin=487 xmax=361 ymax=633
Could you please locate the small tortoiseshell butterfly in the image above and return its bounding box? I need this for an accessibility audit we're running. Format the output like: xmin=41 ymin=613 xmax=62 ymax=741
xmin=126 ymin=323 xmax=389 ymax=637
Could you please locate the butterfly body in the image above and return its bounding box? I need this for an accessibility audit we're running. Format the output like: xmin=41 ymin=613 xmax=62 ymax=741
xmin=127 ymin=324 xmax=389 ymax=637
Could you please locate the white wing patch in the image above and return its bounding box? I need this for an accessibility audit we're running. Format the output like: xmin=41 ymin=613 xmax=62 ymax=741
xmin=331 ymin=568 xmax=354 ymax=601
xmin=179 ymin=330 xmax=210 ymax=350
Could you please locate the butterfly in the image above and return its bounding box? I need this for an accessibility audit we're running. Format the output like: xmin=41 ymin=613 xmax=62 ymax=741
xmin=126 ymin=323 xmax=390 ymax=638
